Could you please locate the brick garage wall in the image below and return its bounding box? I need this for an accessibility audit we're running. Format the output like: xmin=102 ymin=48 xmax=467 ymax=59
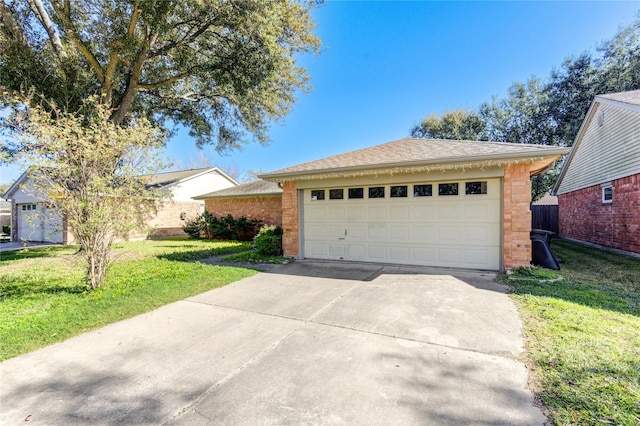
xmin=558 ymin=173 xmax=640 ymax=254
xmin=204 ymin=196 xmax=282 ymax=226
xmin=281 ymin=181 xmax=298 ymax=257
xmin=503 ymin=163 xmax=533 ymax=269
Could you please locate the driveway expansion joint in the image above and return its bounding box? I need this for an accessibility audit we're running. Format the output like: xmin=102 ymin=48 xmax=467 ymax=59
xmin=181 ymin=300 xmax=520 ymax=361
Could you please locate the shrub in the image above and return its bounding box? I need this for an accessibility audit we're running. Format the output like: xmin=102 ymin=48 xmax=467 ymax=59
xmin=182 ymin=215 xmax=204 ymax=239
xmin=183 ymin=213 xmax=262 ymax=241
xmin=254 ymin=225 xmax=283 ymax=256
xmin=2 ymin=225 xmax=10 ymax=235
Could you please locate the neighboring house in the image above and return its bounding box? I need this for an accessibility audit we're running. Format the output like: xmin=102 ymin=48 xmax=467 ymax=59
xmin=2 ymin=167 xmax=237 ymax=243
xmin=0 ymin=199 xmax=10 ymax=230
xmin=553 ymin=90 xmax=640 ymax=255
xmin=259 ymin=138 xmax=569 ymax=271
xmin=193 ymin=180 xmax=283 ymax=226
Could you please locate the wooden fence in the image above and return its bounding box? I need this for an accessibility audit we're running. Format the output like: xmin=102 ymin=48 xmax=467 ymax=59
xmin=531 ymin=205 xmax=559 ymax=234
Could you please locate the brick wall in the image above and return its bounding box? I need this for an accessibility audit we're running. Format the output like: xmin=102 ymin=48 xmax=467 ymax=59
xmin=503 ymin=163 xmax=533 ymax=269
xmin=281 ymin=181 xmax=298 ymax=257
xmin=142 ymin=201 xmax=202 ymax=239
xmin=204 ymin=196 xmax=282 ymax=227
xmin=558 ymin=173 xmax=640 ymax=254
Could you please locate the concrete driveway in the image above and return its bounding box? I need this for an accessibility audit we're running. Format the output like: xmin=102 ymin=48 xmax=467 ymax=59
xmin=0 ymin=261 xmax=544 ymax=425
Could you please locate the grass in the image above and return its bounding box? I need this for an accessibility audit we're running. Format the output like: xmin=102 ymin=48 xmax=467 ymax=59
xmin=502 ymin=239 xmax=640 ymax=425
xmin=222 ymin=250 xmax=292 ymax=264
xmin=0 ymin=239 xmax=257 ymax=361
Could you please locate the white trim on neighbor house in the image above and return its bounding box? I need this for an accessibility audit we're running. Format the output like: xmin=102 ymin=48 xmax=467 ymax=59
xmin=553 ymin=90 xmax=640 ymax=196
xmin=601 ymin=182 xmax=613 ymax=204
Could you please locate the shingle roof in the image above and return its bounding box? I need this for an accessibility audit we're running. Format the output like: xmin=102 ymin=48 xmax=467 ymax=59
xmin=144 ymin=167 xmax=229 ymax=187
xmin=260 ymin=138 xmax=569 ymax=180
xmin=193 ymin=180 xmax=282 ymax=199
xmin=597 ymin=89 xmax=640 ymax=107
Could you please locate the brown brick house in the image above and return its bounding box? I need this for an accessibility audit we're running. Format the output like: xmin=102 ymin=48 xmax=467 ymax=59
xmin=553 ymin=90 xmax=640 ymax=255
xmin=194 ymin=180 xmax=283 ymax=227
xmin=260 ymin=138 xmax=569 ymax=271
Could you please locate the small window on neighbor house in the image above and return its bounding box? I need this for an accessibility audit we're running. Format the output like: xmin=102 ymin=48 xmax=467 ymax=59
xmin=413 ymin=184 xmax=432 ymax=197
xmin=329 ymin=189 xmax=344 ymax=200
xmin=311 ymin=189 xmax=325 ymax=201
xmin=465 ymin=181 xmax=487 ymax=195
xmin=602 ymin=185 xmax=613 ymax=204
xmin=348 ymin=188 xmax=364 ymax=199
xmin=368 ymin=187 xmax=385 ymax=199
xmin=390 ymin=186 xmax=408 ymax=198
xmin=439 ymin=183 xmax=459 ymax=196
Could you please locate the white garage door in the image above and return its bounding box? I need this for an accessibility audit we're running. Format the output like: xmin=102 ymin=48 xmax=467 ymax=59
xmin=302 ymin=179 xmax=501 ymax=270
xmin=17 ymin=203 xmax=64 ymax=243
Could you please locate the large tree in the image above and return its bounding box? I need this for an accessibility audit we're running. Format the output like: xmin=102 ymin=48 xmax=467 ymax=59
xmin=0 ymin=0 xmax=321 ymax=152
xmin=0 ymin=0 xmax=320 ymax=289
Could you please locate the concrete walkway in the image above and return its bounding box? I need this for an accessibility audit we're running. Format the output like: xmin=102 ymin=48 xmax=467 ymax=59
xmin=0 ymin=261 xmax=544 ymax=425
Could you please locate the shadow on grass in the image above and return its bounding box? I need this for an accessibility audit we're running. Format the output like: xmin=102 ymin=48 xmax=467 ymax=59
xmin=506 ymin=239 xmax=640 ymax=317
xmin=0 ymin=281 xmax=88 ymax=300
xmin=0 ymin=246 xmax=79 ymax=262
xmin=156 ymin=245 xmax=251 ymax=262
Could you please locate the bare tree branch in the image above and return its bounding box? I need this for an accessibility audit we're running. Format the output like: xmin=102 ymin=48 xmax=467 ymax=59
xmin=26 ymin=0 xmax=67 ymax=59
xmin=51 ymin=0 xmax=105 ymax=84
xmin=137 ymin=73 xmax=190 ymax=90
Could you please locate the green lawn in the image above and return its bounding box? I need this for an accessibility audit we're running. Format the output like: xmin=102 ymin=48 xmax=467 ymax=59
xmin=0 ymin=239 xmax=257 ymax=361
xmin=504 ymin=239 xmax=640 ymax=425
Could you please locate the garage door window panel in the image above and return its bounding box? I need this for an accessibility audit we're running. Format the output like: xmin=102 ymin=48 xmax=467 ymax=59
xmin=413 ymin=184 xmax=432 ymax=197
xmin=348 ymin=188 xmax=364 ymax=199
xmin=465 ymin=181 xmax=487 ymax=195
xmin=329 ymin=189 xmax=344 ymax=200
xmin=390 ymin=186 xmax=408 ymax=198
xmin=438 ymin=183 xmax=458 ymax=196
xmin=368 ymin=187 xmax=385 ymax=199
xmin=311 ymin=190 xmax=325 ymax=201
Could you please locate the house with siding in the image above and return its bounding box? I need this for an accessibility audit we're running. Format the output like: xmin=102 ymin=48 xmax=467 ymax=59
xmin=3 ymin=167 xmax=237 ymax=243
xmin=259 ymin=138 xmax=568 ymax=271
xmin=553 ymin=89 xmax=640 ymax=255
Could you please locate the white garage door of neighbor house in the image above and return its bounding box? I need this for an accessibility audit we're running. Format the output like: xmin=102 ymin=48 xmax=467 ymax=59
xmin=302 ymin=178 xmax=501 ymax=270
xmin=17 ymin=204 xmax=64 ymax=243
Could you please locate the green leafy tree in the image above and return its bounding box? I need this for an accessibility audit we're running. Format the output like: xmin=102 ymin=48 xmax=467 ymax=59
xmin=0 ymin=0 xmax=321 ymax=152
xmin=11 ymin=98 xmax=167 ymax=289
xmin=410 ymin=109 xmax=487 ymax=140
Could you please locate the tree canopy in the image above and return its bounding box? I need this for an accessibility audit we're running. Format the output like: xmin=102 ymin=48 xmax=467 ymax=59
xmin=410 ymin=109 xmax=487 ymax=141
xmin=0 ymin=0 xmax=321 ymax=153
xmin=410 ymin=16 xmax=640 ymax=200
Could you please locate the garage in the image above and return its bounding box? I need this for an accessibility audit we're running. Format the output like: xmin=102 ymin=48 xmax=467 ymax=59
xmin=16 ymin=203 xmax=63 ymax=243
xmin=301 ymin=178 xmax=501 ymax=270
xmin=260 ymin=138 xmax=570 ymax=271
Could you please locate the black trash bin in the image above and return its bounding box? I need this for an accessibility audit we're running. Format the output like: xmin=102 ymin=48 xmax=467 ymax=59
xmin=530 ymin=229 xmax=560 ymax=270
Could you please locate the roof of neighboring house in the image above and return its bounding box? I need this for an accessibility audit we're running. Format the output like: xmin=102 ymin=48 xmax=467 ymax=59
xmin=532 ymin=193 xmax=558 ymax=206
xmin=596 ymin=89 xmax=640 ymax=111
xmin=193 ymin=180 xmax=282 ymax=200
xmin=2 ymin=167 xmax=238 ymax=199
xmin=260 ymin=138 xmax=569 ymax=181
xmin=552 ymin=89 xmax=640 ymax=195
xmin=144 ymin=167 xmax=237 ymax=187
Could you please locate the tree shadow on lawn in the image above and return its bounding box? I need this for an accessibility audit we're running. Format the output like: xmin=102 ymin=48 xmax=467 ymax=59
xmin=0 ymin=280 xmax=88 ymax=300
xmin=0 ymin=246 xmax=78 ymax=262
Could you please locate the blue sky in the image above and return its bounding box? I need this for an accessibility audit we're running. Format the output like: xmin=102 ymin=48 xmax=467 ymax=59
xmin=1 ymin=1 xmax=639 ymax=184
